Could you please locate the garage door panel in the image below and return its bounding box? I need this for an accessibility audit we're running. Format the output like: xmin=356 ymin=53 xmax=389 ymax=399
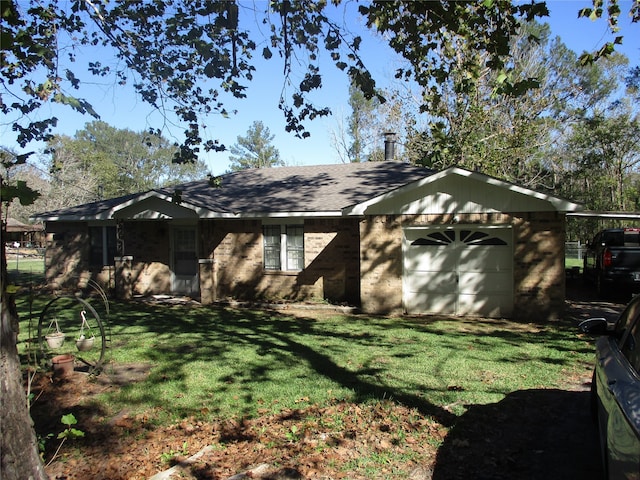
xmin=458 ymin=272 xmax=512 ymax=295
xmin=403 ymin=227 xmax=513 ymax=317
xmin=406 ymin=271 xmax=457 ymax=294
xmin=458 ymin=293 xmax=513 ymax=317
xmin=404 ymin=247 xmax=456 ymax=272
xmin=459 ymin=247 xmax=511 ymax=272
xmin=406 ymin=293 xmax=457 ymax=315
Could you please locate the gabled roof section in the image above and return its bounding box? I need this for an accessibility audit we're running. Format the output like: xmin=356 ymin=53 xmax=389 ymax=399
xmin=344 ymin=166 xmax=583 ymax=215
xmin=31 ymin=192 xmax=144 ymax=221
xmin=158 ymin=162 xmax=433 ymax=217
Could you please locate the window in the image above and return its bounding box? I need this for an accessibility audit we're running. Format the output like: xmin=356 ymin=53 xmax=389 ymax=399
xmin=621 ymin=318 xmax=640 ymax=374
xmin=263 ymin=225 xmax=282 ymax=270
xmin=286 ymin=225 xmax=304 ymax=270
xmin=89 ymin=226 xmax=117 ymax=266
xmin=263 ymin=224 xmax=304 ymax=271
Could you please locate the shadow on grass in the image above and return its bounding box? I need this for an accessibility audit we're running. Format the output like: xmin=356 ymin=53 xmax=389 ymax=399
xmin=7 ymin=270 xmax=45 ymax=286
xmin=19 ymin=294 xmax=602 ymax=478
xmin=100 ymin=301 xmax=596 ymax=425
xmin=433 ymin=388 xmax=602 ymax=480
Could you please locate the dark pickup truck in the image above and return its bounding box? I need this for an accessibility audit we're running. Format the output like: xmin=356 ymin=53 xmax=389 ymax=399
xmin=583 ymin=227 xmax=640 ymax=296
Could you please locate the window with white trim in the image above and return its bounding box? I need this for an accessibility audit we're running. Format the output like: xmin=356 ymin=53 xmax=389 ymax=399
xmin=89 ymin=226 xmax=117 ymax=266
xmin=263 ymin=224 xmax=304 ymax=271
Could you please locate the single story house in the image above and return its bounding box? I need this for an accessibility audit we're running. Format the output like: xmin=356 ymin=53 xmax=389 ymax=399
xmin=32 ymin=161 xmax=582 ymax=320
xmin=4 ymin=218 xmax=44 ymax=247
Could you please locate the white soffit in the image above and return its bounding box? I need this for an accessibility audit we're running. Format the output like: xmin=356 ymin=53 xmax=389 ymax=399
xmin=345 ymin=167 xmax=583 ymax=215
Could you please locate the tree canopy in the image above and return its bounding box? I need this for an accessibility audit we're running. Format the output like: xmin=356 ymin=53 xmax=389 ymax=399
xmin=47 ymin=121 xmax=208 ymax=198
xmin=4 ymin=0 xmax=634 ymax=166
xmin=227 ymin=120 xmax=283 ymax=171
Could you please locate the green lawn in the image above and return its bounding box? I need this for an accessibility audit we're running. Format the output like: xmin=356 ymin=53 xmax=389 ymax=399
xmin=565 ymin=257 xmax=583 ymax=269
xmin=6 ymin=255 xmax=45 ymax=286
xmin=14 ymin=291 xmax=596 ymax=427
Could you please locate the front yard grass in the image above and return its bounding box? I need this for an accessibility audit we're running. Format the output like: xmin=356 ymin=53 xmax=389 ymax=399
xmin=15 ymin=292 xmax=596 ymax=426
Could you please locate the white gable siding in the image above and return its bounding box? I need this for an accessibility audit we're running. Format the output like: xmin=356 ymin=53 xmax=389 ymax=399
xmin=113 ymin=197 xmax=199 ymax=220
xmin=363 ymin=176 xmax=556 ymax=215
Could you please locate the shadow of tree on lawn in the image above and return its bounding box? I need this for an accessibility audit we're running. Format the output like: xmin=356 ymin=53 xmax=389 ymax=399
xmin=433 ymin=388 xmax=602 ymax=480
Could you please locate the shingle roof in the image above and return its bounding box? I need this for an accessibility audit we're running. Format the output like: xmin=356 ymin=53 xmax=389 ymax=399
xmin=34 ymin=162 xmax=435 ymax=219
xmin=161 ymin=161 xmax=434 ymax=214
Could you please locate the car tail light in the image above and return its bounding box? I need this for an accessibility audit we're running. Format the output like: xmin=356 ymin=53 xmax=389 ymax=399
xmin=603 ymin=249 xmax=613 ymax=268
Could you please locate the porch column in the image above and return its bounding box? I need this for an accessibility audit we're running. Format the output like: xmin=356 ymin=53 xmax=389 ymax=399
xmin=115 ymin=255 xmax=133 ymax=300
xmin=199 ymin=258 xmax=216 ymax=304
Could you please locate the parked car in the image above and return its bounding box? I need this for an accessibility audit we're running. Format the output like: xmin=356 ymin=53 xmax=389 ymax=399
xmin=583 ymin=227 xmax=640 ymax=297
xmin=580 ymin=295 xmax=640 ymax=479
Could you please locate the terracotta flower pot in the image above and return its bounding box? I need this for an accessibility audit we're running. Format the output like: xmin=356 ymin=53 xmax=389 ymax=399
xmin=52 ymin=354 xmax=75 ymax=377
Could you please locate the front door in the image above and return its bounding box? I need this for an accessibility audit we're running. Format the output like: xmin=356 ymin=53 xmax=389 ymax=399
xmin=172 ymin=227 xmax=199 ymax=296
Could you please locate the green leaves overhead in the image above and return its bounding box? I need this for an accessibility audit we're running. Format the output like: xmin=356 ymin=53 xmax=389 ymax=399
xmin=360 ymin=1 xmax=549 ymax=103
xmin=577 ymin=0 xmax=630 ymax=65
xmin=2 ymin=0 xmax=636 ymax=164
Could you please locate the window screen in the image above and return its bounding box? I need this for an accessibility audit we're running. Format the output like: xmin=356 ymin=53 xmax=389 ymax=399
xmin=286 ymin=225 xmax=304 ymax=270
xmin=264 ymin=225 xmax=281 ymax=270
xmin=89 ymin=226 xmax=117 ymax=266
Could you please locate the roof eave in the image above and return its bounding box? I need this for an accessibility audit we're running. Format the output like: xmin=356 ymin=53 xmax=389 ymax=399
xmin=199 ymin=210 xmax=345 ymax=219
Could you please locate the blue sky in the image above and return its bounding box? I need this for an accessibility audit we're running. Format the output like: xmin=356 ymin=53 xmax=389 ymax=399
xmin=5 ymin=1 xmax=639 ymax=176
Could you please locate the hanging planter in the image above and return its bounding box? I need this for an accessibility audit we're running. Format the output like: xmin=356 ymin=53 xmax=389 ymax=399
xmin=45 ymin=332 xmax=66 ymax=349
xmin=45 ymin=318 xmax=65 ymax=348
xmin=75 ymin=334 xmax=95 ymax=351
xmin=76 ymin=310 xmax=95 ymax=351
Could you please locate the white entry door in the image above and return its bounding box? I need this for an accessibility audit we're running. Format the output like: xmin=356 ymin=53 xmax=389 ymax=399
xmin=172 ymin=227 xmax=199 ymax=296
xmin=403 ymin=226 xmax=513 ymax=317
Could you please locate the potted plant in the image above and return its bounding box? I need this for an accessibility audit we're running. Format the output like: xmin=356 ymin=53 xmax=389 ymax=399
xmin=45 ymin=319 xmax=65 ymax=349
xmin=75 ymin=334 xmax=95 ymax=351
xmin=75 ymin=310 xmax=95 ymax=351
xmin=51 ymin=353 xmax=75 ymax=377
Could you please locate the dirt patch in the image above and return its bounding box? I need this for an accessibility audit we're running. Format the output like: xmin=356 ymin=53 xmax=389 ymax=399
xmin=31 ymin=367 xmax=442 ymax=480
xmin=30 ymin=282 xmax=619 ymax=480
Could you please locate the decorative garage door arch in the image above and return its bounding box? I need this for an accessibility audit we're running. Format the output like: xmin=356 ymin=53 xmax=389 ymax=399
xmin=403 ymin=226 xmax=513 ymax=317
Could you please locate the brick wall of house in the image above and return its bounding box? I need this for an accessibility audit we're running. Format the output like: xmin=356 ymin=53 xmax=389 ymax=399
xmin=121 ymin=221 xmax=171 ymax=296
xmin=359 ymin=212 xmax=566 ymax=320
xmin=359 ymin=215 xmax=404 ymax=314
xmin=43 ymin=222 xmax=114 ymax=292
xmin=199 ymin=218 xmax=360 ymax=304
xmin=299 ymin=218 xmax=360 ymax=304
xmin=512 ymin=211 xmax=566 ymax=321
xmin=203 ymin=219 xmax=263 ymax=300
xmin=49 ymin=211 xmax=565 ymax=319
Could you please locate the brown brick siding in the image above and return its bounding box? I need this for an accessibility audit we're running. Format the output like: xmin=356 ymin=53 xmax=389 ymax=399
xmin=200 ymin=218 xmax=360 ymax=305
xmin=48 ymin=212 xmax=565 ymax=320
xmin=43 ymin=222 xmax=115 ymax=292
xmin=359 ymin=215 xmax=403 ymax=314
xmin=121 ymin=221 xmax=171 ymax=296
xmin=512 ymin=212 xmax=566 ymax=321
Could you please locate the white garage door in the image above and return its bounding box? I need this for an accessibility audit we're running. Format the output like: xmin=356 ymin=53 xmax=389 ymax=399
xmin=403 ymin=226 xmax=513 ymax=317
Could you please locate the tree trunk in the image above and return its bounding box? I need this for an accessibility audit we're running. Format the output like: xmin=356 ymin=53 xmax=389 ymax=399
xmin=0 ymin=237 xmax=48 ymax=480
